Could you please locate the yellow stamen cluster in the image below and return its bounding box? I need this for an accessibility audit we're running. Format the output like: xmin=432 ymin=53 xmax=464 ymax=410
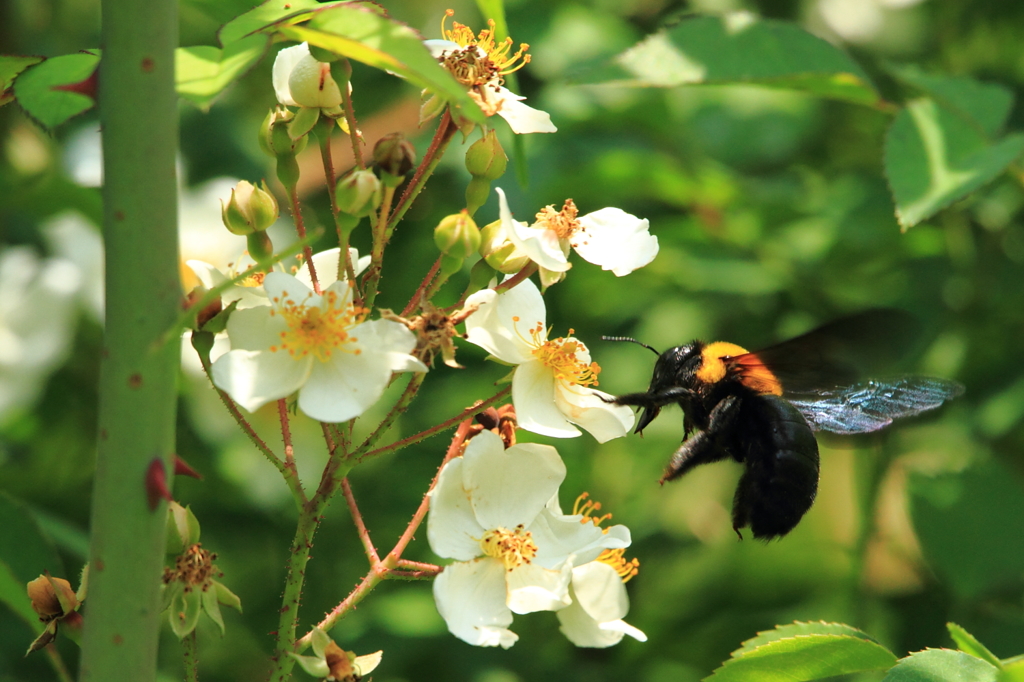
xmin=441 ymin=9 xmax=531 ymax=85
xmin=573 ymin=492 xmax=612 ymax=527
xmin=268 ymin=288 xmax=367 ymax=362
xmin=534 ymin=199 xmax=580 ymax=240
xmin=597 ymin=548 xmax=640 ymax=583
xmin=479 ymin=524 xmax=538 ymax=572
xmin=239 ymin=271 xmax=265 ymax=288
xmin=517 ymin=318 xmax=600 ymax=386
xmin=162 ymin=543 xmax=220 ymax=592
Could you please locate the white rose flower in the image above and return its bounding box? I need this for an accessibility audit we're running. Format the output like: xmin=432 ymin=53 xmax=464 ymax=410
xmin=272 ymin=42 xmax=344 ymax=112
xmin=428 ymin=431 xmax=631 ymax=648
xmin=464 ymin=278 xmax=634 ymax=441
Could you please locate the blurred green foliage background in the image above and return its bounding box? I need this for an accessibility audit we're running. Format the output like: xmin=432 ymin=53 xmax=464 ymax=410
xmin=2 ymin=0 xmax=1024 ymax=680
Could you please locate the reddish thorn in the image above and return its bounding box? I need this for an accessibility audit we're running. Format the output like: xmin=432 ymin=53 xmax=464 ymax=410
xmin=145 ymin=457 xmax=172 ymax=511
xmin=173 ymin=455 xmax=203 ymax=480
xmin=53 ymin=65 xmax=98 ymax=101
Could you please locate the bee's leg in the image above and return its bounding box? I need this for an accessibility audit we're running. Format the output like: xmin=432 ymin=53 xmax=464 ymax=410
xmin=610 ymin=386 xmax=694 ymax=408
xmin=660 ymin=395 xmax=740 ymax=483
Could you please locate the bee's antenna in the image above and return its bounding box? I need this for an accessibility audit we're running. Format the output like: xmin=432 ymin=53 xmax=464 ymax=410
xmin=602 ymin=336 xmax=660 ymax=355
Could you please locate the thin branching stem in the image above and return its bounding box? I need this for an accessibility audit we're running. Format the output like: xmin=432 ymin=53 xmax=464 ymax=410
xmin=289 ymin=185 xmax=320 ymax=293
xmin=402 ymin=255 xmax=443 ymax=317
xmin=342 ymin=478 xmax=380 ymax=565
xmin=354 ymin=373 xmax=425 ymax=456
xmin=355 ymin=385 xmax=510 ymax=463
xmin=182 ymin=631 xmax=199 ymax=682
xmin=389 ymin=110 xmax=457 ymax=231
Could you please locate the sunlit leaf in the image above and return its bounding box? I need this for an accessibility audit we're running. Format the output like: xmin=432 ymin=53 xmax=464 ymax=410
xmin=888 ymin=65 xmax=1014 ymax=137
xmin=13 ymin=52 xmax=99 ymax=130
xmin=0 ymin=55 xmax=44 ymax=106
xmin=947 ymin=623 xmax=1002 ymax=668
xmin=908 ymin=462 xmax=1024 ymax=598
xmin=735 ymin=621 xmax=880 ymax=656
xmin=218 ymin=0 xmax=323 ymax=46
xmin=0 ymin=560 xmax=39 ymax=630
xmin=882 ymin=649 xmax=999 ymax=682
xmin=576 ymin=13 xmax=880 ymax=107
xmin=885 ymin=97 xmax=1024 ymax=229
xmin=706 ymin=634 xmax=897 ymax=681
xmin=176 ymin=34 xmax=268 ymax=109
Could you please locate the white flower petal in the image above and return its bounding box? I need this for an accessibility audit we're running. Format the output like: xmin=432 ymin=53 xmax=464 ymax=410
xmin=433 ymin=560 xmax=518 ymax=648
xmin=425 ymin=39 xmax=461 ymax=59
xmin=353 ymin=651 xmax=383 ymax=676
xmin=296 ymin=247 xmax=368 ymax=290
xmin=505 ymin=561 xmax=572 ymax=614
xmin=186 ymin=259 xmax=227 ymax=291
xmin=572 ymin=209 xmax=658 ymax=276
xmin=354 ymin=318 xmax=426 ymax=373
xmin=513 ymin=360 xmax=581 ymax=439
xmin=528 ymin=507 xmax=628 ymax=568
xmin=571 ymin=562 xmax=629 ymax=623
xmin=497 ymin=188 xmax=570 ymax=273
xmin=428 ymin=457 xmax=488 ymax=561
xmin=553 ymin=384 xmax=635 ymax=443
xmin=272 ymin=43 xmax=310 ymax=106
xmin=462 ymin=431 xmax=566 ymax=530
xmin=211 ymin=348 xmax=311 ymax=412
xmin=493 ymin=86 xmax=557 ymax=134
xmin=224 ymin=305 xmax=286 ymax=351
xmin=297 ymin=343 xmax=394 ymax=423
xmin=264 ymin=271 xmax=318 ymax=308
xmin=463 ymin=281 xmax=541 ymax=364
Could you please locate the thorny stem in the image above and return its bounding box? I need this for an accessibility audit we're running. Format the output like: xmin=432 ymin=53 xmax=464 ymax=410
xmin=342 ymin=86 xmax=364 ymax=169
xmin=388 ymin=110 xmax=457 ymax=231
xmin=299 ymin=419 xmax=475 ymax=647
xmin=182 ymin=631 xmax=199 ymax=682
xmin=278 ymin=399 xmax=295 ymax=464
xmin=361 ymin=184 xmax=397 ymax=309
xmin=354 ymin=373 xmax=425 ymax=456
xmin=402 ymin=255 xmax=443 ymax=317
xmin=342 ymin=477 xmax=380 ymax=565
xmin=355 ymin=385 xmax=510 ymax=463
xmin=289 ymin=185 xmax=320 ymax=294
xmin=195 ymin=336 xmax=306 ymax=506
xmin=319 ymin=126 xmax=339 ymax=216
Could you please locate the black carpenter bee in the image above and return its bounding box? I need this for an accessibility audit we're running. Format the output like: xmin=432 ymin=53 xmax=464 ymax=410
xmin=608 ymin=310 xmax=964 ymax=540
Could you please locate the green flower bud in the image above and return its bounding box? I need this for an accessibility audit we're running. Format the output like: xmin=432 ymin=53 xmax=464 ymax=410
xmin=335 ymin=169 xmax=382 ymax=217
xmin=373 ymin=132 xmax=417 ymax=185
xmin=166 ymin=502 xmax=201 ymax=555
xmin=434 ymin=211 xmax=481 ymax=260
xmin=246 ymin=230 xmax=274 ymax=264
xmin=478 ymin=219 xmax=529 ymax=273
xmin=259 ymin=107 xmax=309 ymax=158
xmin=221 ymin=180 xmax=279 ymax=235
xmin=465 ymin=129 xmax=507 ymax=181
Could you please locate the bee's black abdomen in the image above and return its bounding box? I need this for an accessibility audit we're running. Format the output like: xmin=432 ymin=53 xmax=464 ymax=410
xmin=730 ymin=395 xmax=820 ymax=540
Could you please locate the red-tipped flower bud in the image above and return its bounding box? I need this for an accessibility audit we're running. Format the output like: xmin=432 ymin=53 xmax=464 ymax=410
xmin=373 ymin=133 xmax=417 ymax=184
xmin=335 ymin=168 xmax=382 ymax=217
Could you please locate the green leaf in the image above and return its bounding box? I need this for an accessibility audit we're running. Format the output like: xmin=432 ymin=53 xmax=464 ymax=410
xmin=705 ymin=634 xmax=897 ymax=681
xmin=734 ymin=621 xmax=880 ymax=656
xmin=0 ymin=493 xmax=65 ymax=588
xmin=0 ymin=559 xmax=39 ymax=630
xmin=218 ymin=0 xmax=323 ymax=46
xmin=577 ymin=13 xmax=880 ymax=107
xmin=883 ymin=649 xmax=999 ymax=682
xmin=1001 ymin=658 xmax=1024 ymax=682
xmin=1 ymin=55 xmax=44 ymax=105
xmin=908 ymin=462 xmax=1024 ymax=598
xmin=885 ymin=97 xmax=1024 ymax=229
xmin=13 ymin=52 xmax=99 ymax=130
xmin=270 ymin=5 xmax=485 ymax=124
xmin=948 ymin=623 xmax=1002 ymax=668
xmin=888 ymin=65 xmax=1013 ymax=138
xmin=176 ymin=34 xmax=268 ymax=110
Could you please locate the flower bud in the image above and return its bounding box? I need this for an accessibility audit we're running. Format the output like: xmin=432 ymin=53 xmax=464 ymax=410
xmin=27 ymin=575 xmax=77 ymax=620
xmin=373 ymin=133 xmax=416 ymax=184
xmin=479 ymin=220 xmax=529 ymax=273
xmin=434 ymin=211 xmax=481 ymax=260
xmin=465 ymin=129 xmax=507 ymax=181
xmin=221 ymin=180 xmax=279 ymax=235
xmin=335 ymin=168 xmax=382 ymax=217
xmin=259 ymin=107 xmax=309 ymax=159
xmin=166 ymin=501 xmax=202 ymax=555
xmin=287 ymin=54 xmax=343 ymax=109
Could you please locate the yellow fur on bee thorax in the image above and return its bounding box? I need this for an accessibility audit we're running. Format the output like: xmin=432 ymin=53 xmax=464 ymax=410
xmin=696 ymin=341 xmax=783 ymax=396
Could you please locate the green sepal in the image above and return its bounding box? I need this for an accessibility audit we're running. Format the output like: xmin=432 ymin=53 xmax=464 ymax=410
xmin=215 ymin=580 xmax=243 ymax=613
xmin=948 ymin=623 xmax=1001 ymax=668
xmin=168 ymin=586 xmax=202 ymax=639
xmin=166 ymin=502 xmax=201 ymax=555
xmin=201 ymin=299 xmax=239 ymax=335
xmin=288 ymin=106 xmax=320 ymax=140
xmin=287 ymin=652 xmax=330 ymax=678
xmin=201 ymin=584 xmax=225 ymax=635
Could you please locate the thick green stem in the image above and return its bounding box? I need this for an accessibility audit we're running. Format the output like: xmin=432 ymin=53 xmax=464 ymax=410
xmin=80 ymin=0 xmax=180 ymax=679
xmin=361 ymin=184 xmax=396 ymax=310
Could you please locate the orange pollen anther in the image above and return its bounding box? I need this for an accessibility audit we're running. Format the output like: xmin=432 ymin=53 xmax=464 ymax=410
xmin=598 ymin=547 xmax=640 ymax=583
xmin=267 ymin=288 xmax=367 ymax=362
xmin=573 ymin=492 xmax=613 ymax=527
xmin=439 ymin=9 xmax=531 ymax=87
xmin=534 ymin=199 xmax=580 ymax=240
xmin=479 ymin=525 xmax=538 ymax=572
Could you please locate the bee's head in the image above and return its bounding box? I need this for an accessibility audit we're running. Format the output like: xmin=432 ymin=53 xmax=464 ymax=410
xmin=633 ymin=342 xmax=704 ymax=433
